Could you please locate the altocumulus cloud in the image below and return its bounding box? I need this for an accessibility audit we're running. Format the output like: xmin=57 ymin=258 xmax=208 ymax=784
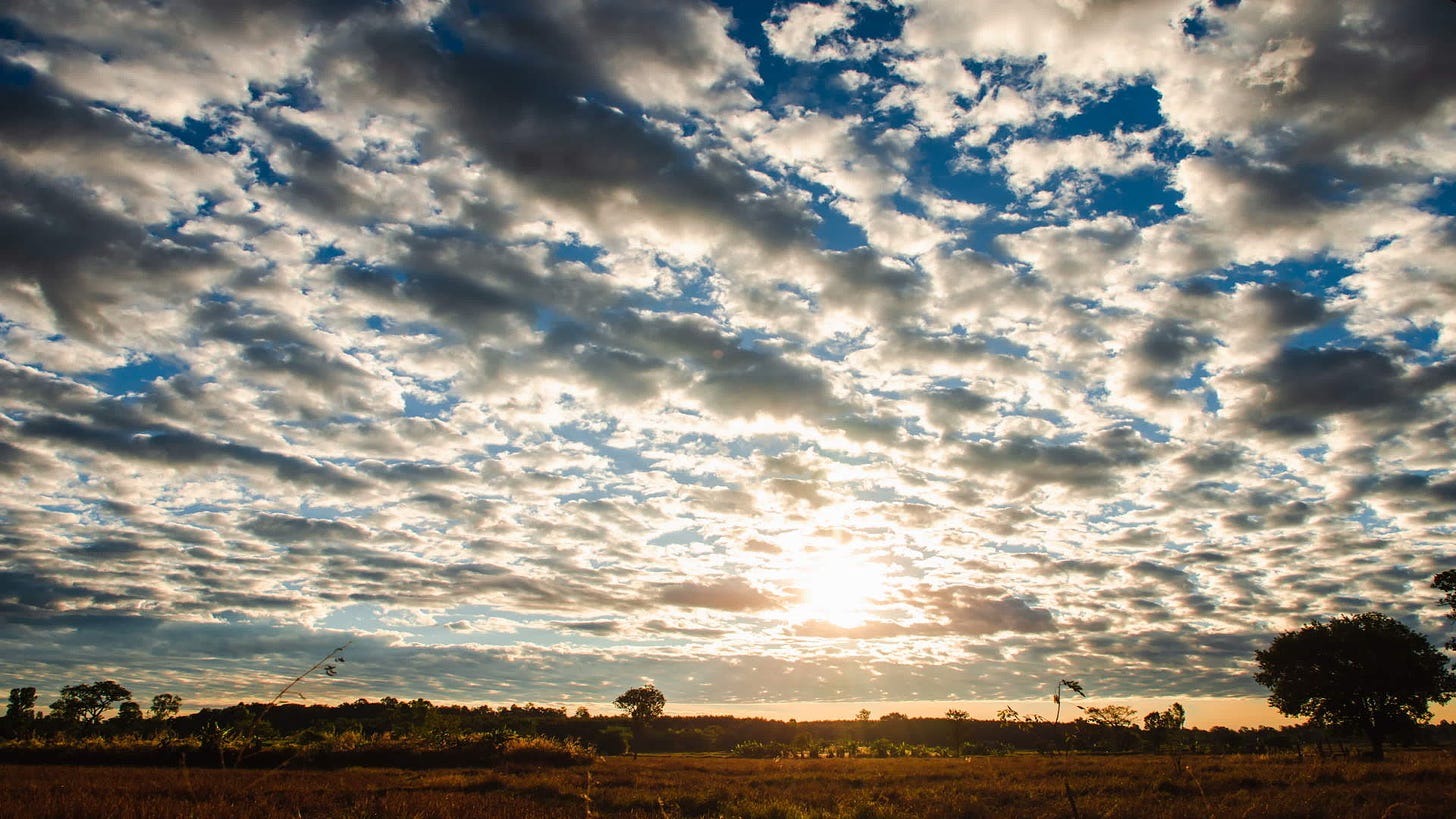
xmin=1 ymin=0 xmax=1455 ymax=713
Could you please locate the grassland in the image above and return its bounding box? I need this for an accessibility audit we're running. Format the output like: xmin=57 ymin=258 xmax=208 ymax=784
xmin=3 ymin=751 xmax=1454 ymax=818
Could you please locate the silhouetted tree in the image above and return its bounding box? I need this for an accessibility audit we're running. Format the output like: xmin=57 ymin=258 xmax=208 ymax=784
xmin=4 ymin=687 xmax=38 ymax=738
xmin=50 ymin=681 xmax=133 ymax=726
xmin=6 ymin=687 xmax=37 ymax=721
xmin=148 ymin=693 xmax=181 ymax=721
xmin=1143 ymin=702 xmax=1185 ymax=751
xmin=945 ymin=708 xmax=969 ymax=749
xmin=1435 ymin=570 xmax=1456 ymax=650
xmin=1254 ymin=612 xmax=1456 ymax=759
xmin=1085 ymin=704 xmax=1138 ymax=728
xmin=614 ymin=684 xmax=665 ymax=750
xmin=115 ymin=700 xmax=144 ymax=729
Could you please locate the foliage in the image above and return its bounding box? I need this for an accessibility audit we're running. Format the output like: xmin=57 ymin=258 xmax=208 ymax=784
xmin=149 ymin=693 xmax=181 ymax=721
xmin=1254 ymin=611 xmax=1456 ymax=758
xmin=1083 ymin=705 xmax=1138 ymax=728
xmin=1436 ymin=569 xmax=1456 ymax=651
xmin=612 ymin=685 xmax=665 ymax=728
xmin=49 ymin=681 xmax=133 ymax=726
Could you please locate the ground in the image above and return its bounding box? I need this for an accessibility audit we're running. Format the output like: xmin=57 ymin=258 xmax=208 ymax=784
xmin=2 ymin=752 xmax=1454 ymax=817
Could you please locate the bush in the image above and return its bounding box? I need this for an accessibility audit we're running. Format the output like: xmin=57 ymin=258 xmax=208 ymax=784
xmin=731 ymin=740 xmax=789 ymax=758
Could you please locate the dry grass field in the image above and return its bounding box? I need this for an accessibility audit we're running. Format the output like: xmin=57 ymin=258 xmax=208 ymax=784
xmin=2 ymin=752 xmax=1454 ymax=818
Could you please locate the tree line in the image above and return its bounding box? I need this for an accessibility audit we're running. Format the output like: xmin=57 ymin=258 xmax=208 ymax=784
xmin=4 ymin=571 xmax=1453 ymax=760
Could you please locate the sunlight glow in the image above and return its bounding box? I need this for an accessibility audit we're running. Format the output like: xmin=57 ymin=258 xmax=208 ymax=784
xmin=791 ymin=555 xmax=887 ymax=628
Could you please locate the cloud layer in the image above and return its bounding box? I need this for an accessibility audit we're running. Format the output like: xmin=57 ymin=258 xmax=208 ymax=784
xmin=2 ymin=0 xmax=1454 ymax=713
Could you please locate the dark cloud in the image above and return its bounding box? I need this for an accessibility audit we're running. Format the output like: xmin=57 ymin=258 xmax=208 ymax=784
xmin=1242 ymin=347 xmax=1456 ymax=436
xmin=18 ymin=415 xmax=368 ymax=491
xmin=953 ymin=427 xmax=1156 ymax=491
xmin=796 ymin=585 xmax=1054 ymax=638
xmin=659 ymin=578 xmax=782 ymax=612
xmin=328 ymin=8 xmax=814 ymax=249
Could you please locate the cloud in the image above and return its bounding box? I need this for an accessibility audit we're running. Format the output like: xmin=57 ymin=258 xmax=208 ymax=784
xmin=1 ymin=0 xmax=1453 ymax=717
xmin=659 ymin=578 xmax=782 ymax=612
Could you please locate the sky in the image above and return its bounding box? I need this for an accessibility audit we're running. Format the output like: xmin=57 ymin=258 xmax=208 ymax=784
xmin=2 ymin=0 xmax=1455 ymax=728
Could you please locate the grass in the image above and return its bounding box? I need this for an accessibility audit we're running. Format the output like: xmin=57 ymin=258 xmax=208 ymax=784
xmin=2 ymin=751 xmax=1454 ymax=817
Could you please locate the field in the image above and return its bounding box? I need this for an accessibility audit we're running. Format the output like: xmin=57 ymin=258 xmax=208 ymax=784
xmin=3 ymin=752 xmax=1455 ymax=818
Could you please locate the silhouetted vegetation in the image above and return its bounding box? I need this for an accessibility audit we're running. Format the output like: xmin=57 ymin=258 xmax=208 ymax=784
xmin=1254 ymin=612 xmax=1456 ymax=759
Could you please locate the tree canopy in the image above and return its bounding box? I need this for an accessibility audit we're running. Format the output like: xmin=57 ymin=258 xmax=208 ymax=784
xmin=1254 ymin=612 xmax=1456 ymax=758
xmin=50 ymin=680 xmax=133 ymax=726
xmin=1435 ymin=570 xmax=1456 ymax=651
xmin=613 ymin=685 xmax=665 ymax=728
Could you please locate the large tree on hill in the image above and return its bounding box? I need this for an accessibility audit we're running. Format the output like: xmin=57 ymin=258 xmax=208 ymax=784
xmin=1254 ymin=612 xmax=1456 ymax=759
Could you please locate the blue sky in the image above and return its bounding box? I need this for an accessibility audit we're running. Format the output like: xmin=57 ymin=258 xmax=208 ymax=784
xmin=2 ymin=0 xmax=1455 ymax=725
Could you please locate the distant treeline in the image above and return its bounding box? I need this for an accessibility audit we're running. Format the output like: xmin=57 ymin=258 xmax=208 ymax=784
xmin=6 ymin=693 xmax=1455 ymax=758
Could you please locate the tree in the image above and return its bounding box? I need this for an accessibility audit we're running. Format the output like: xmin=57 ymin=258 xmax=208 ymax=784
xmin=1143 ymin=702 xmax=1185 ymax=751
xmin=150 ymin=693 xmax=182 ymax=721
xmin=945 ymin=708 xmax=969 ymax=748
xmin=613 ymin=685 xmax=665 ymax=730
xmin=1084 ymin=704 xmax=1138 ymax=728
xmin=6 ymin=687 xmax=37 ymax=722
xmin=4 ymin=687 xmax=38 ymax=738
xmin=1435 ymin=570 xmax=1456 ymax=651
xmin=1254 ymin=612 xmax=1456 ymax=759
xmin=115 ymin=701 xmax=144 ymax=728
xmin=50 ymin=681 xmax=133 ymax=726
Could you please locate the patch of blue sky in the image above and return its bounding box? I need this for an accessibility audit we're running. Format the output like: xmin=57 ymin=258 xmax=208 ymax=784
xmin=248 ymin=146 xmax=288 ymax=186
xmin=297 ymin=500 xmax=368 ymax=522
xmin=1348 ymin=502 xmax=1397 ymax=535
xmin=1283 ymin=316 xmax=1352 ymax=351
xmin=152 ymin=111 xmax=243 ymax=155
xmin=1394 ymin=324 xmax=1442 ymax=363
xmin=402 ymin=391 xmax=459 ymax=420
xmin=1089 ymin=499 xmax=1151 ymax=524
xmin=250 ymin=77 xmax=322 ymax=112
xmin=313 ymin=244 xmax=347 ymax=264
xmin=1420 ymin=176 xmax=1456 ymax=214
xmin=428 ymin=17 xmax=465 ymax=55
xmin=81 ymin=355 xmax=185 ymax=397
xmin=317 ymin=603 xmax=391 ymax=633
xmin=1124 ymin=417 xmax=1172 ymax=444
xmin=810 ymin=329 xmax=872 ymax=362
xmin=1054 ymin=80 xmax=1165 ymax=137
xmin=812 ymin=197 xmax=870 ymax=251
xmin=1077 ymin=169 xmax=1185 ymax=225
xmin=648 ymin=527 xmax=703 ymax=549
xmin=549 ymin=239 xmax=607 ymax=272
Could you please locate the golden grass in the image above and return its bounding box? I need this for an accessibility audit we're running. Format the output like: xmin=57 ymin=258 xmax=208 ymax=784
xmin=2 ymin=751 xmax=1453 ymax=817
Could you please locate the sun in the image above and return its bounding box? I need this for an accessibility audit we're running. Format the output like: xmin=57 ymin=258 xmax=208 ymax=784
xmin=791 ymin=557 xmax=886 ymax=628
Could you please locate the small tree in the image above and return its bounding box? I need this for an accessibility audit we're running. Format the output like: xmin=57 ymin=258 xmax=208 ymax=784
xmin=1085 ymin=704 xmax=1138 ymax=728
xmin=1254 ymin=612 xmax=1456 ymax=759
xmin=50 ymin=681 xmax=133 ymax=727
xmin=614 ymin=685 xmax=665 ymax=750
xmin=4 ymin=687 xmax=38 ymax=738
xmin=1143 ymin=702 xmax=1185 ymax=751
xmin=115 ymin=701 xmax=144 ymax=729
xmin=6 ymin=687 xmax=37 ymax=722
xmin=150 ymin=693 xmax=182 ymax=721
xmin=945 ymin=708 xmax=969 ymax=749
